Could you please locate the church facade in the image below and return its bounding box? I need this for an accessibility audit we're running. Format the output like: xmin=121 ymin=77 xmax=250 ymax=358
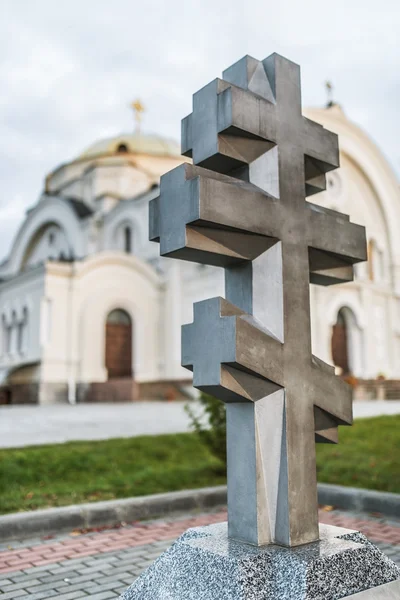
xmin=0 ymin=104 xmax=399 ymax=404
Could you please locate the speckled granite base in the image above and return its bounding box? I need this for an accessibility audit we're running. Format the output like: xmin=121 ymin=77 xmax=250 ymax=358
xmin=120 ymin=522 xmax=400 ymax=600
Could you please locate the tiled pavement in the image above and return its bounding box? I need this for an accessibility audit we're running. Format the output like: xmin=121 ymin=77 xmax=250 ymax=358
xmin=0 ymin=507 xmax=399 ymax=599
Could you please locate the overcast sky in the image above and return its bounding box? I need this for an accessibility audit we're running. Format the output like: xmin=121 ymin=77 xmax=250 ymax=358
xmin=0 ymin=0 xmax=399 ymax=261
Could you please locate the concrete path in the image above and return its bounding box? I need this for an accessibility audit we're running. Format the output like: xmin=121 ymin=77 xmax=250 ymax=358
xmin=0 ymin=400 xmax=399 ymax=449
xmin=0 ymin=402 xmax=191 ymax=449
xmin=0 ymin=507 xmax=398 ymax=598
xmin=352 ymin=399 xmax=400 ymax=418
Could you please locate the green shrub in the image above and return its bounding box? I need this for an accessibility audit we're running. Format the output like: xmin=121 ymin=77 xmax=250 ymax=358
xmin=185 ymin=393 xmax=227 ymax=470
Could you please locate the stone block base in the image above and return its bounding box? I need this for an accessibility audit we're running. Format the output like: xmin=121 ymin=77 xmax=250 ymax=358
xmin=0 ymin=382 xmax=69 ymax=405
xmin=76 ymin=379 xmax=139 ymax=403
xmin=138 ymin=379 xmax=193 ymax=401
xmin=120 ymin=522 xmax=400 ymax=600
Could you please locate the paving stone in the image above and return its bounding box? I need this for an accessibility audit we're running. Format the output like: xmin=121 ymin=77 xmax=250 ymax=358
xmin=0 ymin=589 xmax=27 ymax=600
xmin=143 ymin=550 xmax=165 ymax=560
xmin=114 ymin=586 xmax=128 ymax=595
xmin=100 ymin=560 xmax=146 ymax=576
xmin=6 ymin=568 xmax=51 ymax=582
xmin=55 ymin=580 xmax=99 ymax=594
xmin=82 ymin=555 xmax=120 ymax=568
xmin=37 ymin=569 xmax=80 ymax=584
xmin=51 ymin=591 xmax=85 ymax=600
xmin=48 ymin=564 xmax=85 ymax=575
xmin=58 ymin=556 xmax=97 ymax=568
xmin=22 ymin=564 xmax=59 ymax=575
xmin=85 ymin=592 xmax=118 ymax=600
xmin=77 ymin=561 xmax=116 ymax=575
xmin=82 ymin=580 xmax=124 ymax=594
xmin=0 ymin=578 xmax=13 ymax=586
xmin=134 ymin=559 xmax=157 ymax=569
xmin=0 ymin=578 xmax=41 ymax=591
xmin=65 ymin=570 xmax=105 ymax=585
xmin=19 ymin=590 xmax=59 ymax=600
xmin=95 ymin=572 xmax=133 ymax=586
xmin=26 ymin=579 xmax=76 ymax=594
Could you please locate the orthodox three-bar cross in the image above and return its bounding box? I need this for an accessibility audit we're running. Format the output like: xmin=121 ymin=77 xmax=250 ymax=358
xmin=150 ymin=54 xmax=367 ymax=547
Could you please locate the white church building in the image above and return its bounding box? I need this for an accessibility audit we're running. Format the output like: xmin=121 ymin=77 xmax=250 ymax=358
xmin=0 ymin=103 xmax=400 ymax=404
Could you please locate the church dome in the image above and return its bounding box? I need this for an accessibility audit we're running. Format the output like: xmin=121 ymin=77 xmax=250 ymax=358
xmin=79 ymin=133 xmax=181 ymax=160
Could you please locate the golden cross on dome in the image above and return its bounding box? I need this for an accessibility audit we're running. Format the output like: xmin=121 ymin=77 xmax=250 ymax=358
xmin=131 ymin=99 xmax=145 ymax=133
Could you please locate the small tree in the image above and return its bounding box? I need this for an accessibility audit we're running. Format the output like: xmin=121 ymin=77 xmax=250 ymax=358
xmin=185 ymin=393 xmax=227 ymax=470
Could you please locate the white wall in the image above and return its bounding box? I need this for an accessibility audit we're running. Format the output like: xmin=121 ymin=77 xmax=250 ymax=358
xmin=38 ymin=254 xmax=162 ymax=386
xmin=308 ymin=141 xmax=398 ymax=378
xmin=72 ymin=252 xmax=161 ymax=384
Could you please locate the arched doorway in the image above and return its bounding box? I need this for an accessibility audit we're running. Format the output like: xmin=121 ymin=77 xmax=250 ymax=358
xmin=331 ymin=306 xmax=363 ymax=376
xmin=331 ymin=309 xmax=349 ymax=374
xmin=105 ymin=309 xmax=133 ymax=379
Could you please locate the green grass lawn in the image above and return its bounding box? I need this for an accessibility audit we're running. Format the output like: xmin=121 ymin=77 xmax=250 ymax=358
xmin=316 ymin=414 xmax=399 ymax=494
xmin=0 ymin=415 xmax=398 ymax=515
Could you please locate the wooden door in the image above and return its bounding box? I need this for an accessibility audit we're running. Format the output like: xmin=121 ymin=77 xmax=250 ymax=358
xmin=105 ymin=310 xmax=132 ymax=379
xmin=331 ymin=312 xmax=349 ymax=374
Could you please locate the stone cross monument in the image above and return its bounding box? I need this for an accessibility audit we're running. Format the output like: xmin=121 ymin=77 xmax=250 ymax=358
xmin=150 ymin=53 xmax=366 ymax=547
xmin=121 ymin=53 xmax=400 ymax=600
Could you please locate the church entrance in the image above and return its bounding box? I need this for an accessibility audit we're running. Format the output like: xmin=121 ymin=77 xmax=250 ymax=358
xmin=331 ymin=306 xmax=364 ymax=377
xmin=331 ymin=309 xmax=349 ymax=374
xmin=105 ymin=309 xmax=133 ymax=379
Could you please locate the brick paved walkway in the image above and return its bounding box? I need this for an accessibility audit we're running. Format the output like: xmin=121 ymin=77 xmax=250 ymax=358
xmin=0 ymin=507 xmax=399 ymax=599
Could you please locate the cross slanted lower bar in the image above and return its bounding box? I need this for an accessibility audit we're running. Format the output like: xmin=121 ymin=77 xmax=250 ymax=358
xmin=149 ymin=54 xmax=367 ymax=547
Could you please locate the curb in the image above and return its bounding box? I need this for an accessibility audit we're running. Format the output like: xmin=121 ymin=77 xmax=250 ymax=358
xmin=0 ymin=483 xmax=399 ymax=543
xmin=317 ymin=483 xmax=400 ymax=517
xmin=0 ymin=486 xmax=227 ymax=543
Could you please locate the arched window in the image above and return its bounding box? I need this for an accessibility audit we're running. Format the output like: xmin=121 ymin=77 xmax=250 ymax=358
xmin=17 ymin=307 xmax=28 ymax=354
xmin=1 ymin=316 xmax=6 ymax=356
xmin=368 ymin=239 xmax=375 ymax=281
xmin=10 ymin=311 xmax=17 ymax=355
xmin=4 ymin=317 xmax=11 ymax=354
xmin=376 ymin=247 xmax=385 ymax=282
xmin=17 ymin=319 xmax=24 ymax=354
xmin=105 ymin=309 xmax=133 ymax=379
xmin=124 ymin=226 xmax=132 ymax=253
xmin=117 ymin=143 xmax=128 ymax=153
xmin=107 ymin=309 xmax=131 ymax=325
xmin=368 ymin=239 xmax=385 ymax=282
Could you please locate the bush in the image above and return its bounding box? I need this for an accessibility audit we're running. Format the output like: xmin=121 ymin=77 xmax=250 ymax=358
xmin=185 ymin=393 xmax=227 ymax=470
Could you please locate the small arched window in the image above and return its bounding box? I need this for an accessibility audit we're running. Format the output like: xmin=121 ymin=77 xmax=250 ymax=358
xmin=117 ymin=143 xmax=128 ymax=153
xmin=3 ymin=316 xmax=11 ymax=354
xmin=368 ymin=239 xmax=385 ymax=282
xmin=107 ymin=309 xmax=131 ymax=325
xmin=368 ymin=239 xmax=375 ymax=281
xmin=1 ymin=316 xmax=6 ymax=356
xmin=17 ymin=307 xmax=28 ymax=354
xmin=124 ymin=226 xmax=132 ymax=253
xmin=9 ymin=311 xmax=17 ymax=355
xmin=17 ymin=319 xmax=24 ymax=354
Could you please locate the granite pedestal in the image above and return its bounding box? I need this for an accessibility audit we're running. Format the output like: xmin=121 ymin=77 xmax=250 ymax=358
xmin=120 ymin=522 xmax=400 ymax=600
